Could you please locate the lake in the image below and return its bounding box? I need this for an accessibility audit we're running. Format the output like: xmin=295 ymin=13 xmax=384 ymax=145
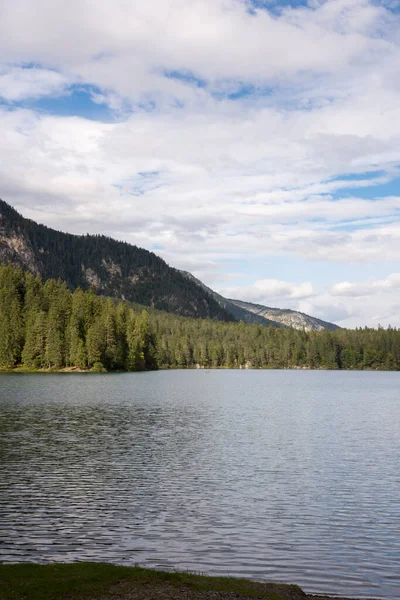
xmin=0 ymin=370 xmax=399 ymax=598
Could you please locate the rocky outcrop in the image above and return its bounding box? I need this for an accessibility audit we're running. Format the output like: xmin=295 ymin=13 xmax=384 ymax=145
xmin=228 ymin=299 xmax=337 ymax=332
xmin=0 ymin=220 xmax=40 ymax=274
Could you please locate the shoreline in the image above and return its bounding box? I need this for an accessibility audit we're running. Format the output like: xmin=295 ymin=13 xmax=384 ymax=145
xmin=0 ymin=563 xmax=380 ymax=600
xmin=0 ymin=365 xmax=397 ymax=374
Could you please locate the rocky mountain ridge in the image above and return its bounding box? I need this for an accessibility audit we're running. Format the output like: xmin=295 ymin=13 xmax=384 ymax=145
xmin=180 ymin=271 xmax=338 ymax=332
xmin=228 ymin=299 xmax=338 ymax=331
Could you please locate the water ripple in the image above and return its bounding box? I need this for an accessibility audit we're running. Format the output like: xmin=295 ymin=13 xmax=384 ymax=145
xmin=0 ymin=370 xmax=399 ymax=599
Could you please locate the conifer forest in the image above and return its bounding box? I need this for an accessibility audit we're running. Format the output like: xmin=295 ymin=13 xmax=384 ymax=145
xmin=1 ymin=264 xmax=400 ymax=372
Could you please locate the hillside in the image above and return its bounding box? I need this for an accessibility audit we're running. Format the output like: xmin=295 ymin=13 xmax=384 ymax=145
xmin=0 ymin=199 xmax=234 ymax=321
xmin=180 ymin=271 xmax=338 ymax=332
xmin=0 ymin=199 xmax=338 ymax=330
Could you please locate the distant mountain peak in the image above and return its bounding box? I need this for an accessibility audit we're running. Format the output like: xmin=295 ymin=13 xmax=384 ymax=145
xmin=179 ymin=270 xmax=338 ymax=331
xmin=227 ymin=298 xmax=338 ymax=331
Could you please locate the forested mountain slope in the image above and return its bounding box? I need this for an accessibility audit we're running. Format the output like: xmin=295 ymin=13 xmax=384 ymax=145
xmin=0 ymin=199 xmax=233 ymax=321
xmin=0 ymin=199 xmax=338 ymax=330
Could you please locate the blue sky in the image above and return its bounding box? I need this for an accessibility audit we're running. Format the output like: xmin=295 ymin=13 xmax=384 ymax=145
xmin=1 ymin=0 xmax=400 ymax=327
xmin=1 ymin=86 xmax=114 ymax=121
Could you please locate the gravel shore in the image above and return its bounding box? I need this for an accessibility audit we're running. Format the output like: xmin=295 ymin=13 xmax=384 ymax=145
xmin=97 ymin=580 xmax=378 ymax=600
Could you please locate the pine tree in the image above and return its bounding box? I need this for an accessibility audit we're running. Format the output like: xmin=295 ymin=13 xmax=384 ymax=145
xmin=45 ymin=306 xmax=63 ymax=369
xmin=103 ymin=299 xmax=117 ymax=370
xmin=22 ymin=311 xmax=47 ymax=368
xmin=0 ymin=273 xmax=23 ymax=368
xmin=86 ymin=319 xmax=106 ymax=369
xmin=126 ymin=311 xmax=144 ymax=371
xmin=115 ymin=301 xmax=128 ymax=369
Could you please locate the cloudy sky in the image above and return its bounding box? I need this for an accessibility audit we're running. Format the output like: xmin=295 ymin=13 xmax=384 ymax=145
xmin=1 ymin=0 xmax=400 ymax=327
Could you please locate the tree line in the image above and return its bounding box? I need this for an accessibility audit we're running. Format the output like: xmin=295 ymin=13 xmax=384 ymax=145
xmin=152 ymin=311 xmax=400 ymax=370
xmin=1 ymin=264 xmax=400 ymax=372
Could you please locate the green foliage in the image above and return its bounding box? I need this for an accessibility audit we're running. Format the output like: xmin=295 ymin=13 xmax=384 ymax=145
xmin=0 ymin=265 xmax=157 ymax=372
xmin=0 ymin=265 xmax=24 ymax=367
xmin=1 ymin=264 xmax=400 ymax=372
xmin=22 ymin=310 xmax=47 ymax=368
xmin=151 ymin=307 xmax=400 ymax=371
xmin=91 ymin=362 xmax=106 ymax=373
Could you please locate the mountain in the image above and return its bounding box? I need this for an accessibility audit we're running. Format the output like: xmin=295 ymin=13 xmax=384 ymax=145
xmin=0 ymin=199 xmax=233 ymax=321
xmin=0 ymin=199 xmax=338 ymax=330
xmin=180 ymin=271 xmax=338 ymax=332
xmin=227 ymin=299 xmax=338 ymax=331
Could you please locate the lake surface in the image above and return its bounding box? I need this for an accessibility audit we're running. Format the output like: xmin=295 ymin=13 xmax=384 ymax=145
xmin=0 ymin=370 xmax=399 ymax=598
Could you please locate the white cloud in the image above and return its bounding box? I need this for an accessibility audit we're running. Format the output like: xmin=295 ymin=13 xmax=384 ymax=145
xmin=331 ymin=273 xmax=400 ymax=297
xmin=215 ymin=273 xmax=400 ymax=329
xmin=0 ymin=65 xmax=69 ymax=101
xmin=1 ymin=0 xmax=400 ymax=326
xmin=0 ymin=0 xmax=395 ymax=101
xmin=220 ymin=278 xmax=314 ymax=303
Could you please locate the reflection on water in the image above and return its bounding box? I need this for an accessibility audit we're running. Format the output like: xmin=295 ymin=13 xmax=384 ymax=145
xmin=0 ymin=370 xmax=399 ymax=598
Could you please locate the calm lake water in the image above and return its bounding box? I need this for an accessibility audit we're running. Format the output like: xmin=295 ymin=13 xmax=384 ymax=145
xmin=0 ymin=370 xmax=399 ymax=598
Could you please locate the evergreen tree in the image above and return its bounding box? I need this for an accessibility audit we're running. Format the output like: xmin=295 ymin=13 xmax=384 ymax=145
xmin=103 ymin=299 xmax=117 ymax=370
xmin=0 ymin=268 xmax=24 ymax=367
xmin=86 ymin=319 xmax=106 ymax=369
xmin=126 ymin=311 xmax=144 ymax=371
xmin=22 ymin=311 xmax=47 ymax=368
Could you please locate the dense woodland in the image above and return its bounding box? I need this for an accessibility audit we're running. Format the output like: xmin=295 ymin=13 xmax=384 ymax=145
xmin=0 ymin=265 xmax=157 ymax=372
xmin=1 ymin=265 xmax=400 ymax=372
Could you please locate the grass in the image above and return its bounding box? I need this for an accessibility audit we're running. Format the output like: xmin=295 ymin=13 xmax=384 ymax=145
xmin=0 ymin=563 xmax=306 ymax=600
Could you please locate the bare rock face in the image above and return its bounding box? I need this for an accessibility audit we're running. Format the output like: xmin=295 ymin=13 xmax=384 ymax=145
xmin=81 ymin=266 xmax=102 ymax=289
xmin=0 ymin=216 xmax=40 ymax=273
xmin=101 ymin=258 xmax=122 ymax=278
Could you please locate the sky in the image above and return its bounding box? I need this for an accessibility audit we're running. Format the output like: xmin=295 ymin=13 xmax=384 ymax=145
xmin=1 ymin=0 xmax=400 ymax=328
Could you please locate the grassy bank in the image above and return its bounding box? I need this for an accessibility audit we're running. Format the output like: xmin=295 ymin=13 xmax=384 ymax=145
xmin=0 ymin=563 xmax=307 ymax=600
